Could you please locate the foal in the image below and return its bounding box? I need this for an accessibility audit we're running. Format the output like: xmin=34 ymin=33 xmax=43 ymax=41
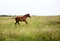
xmin=15 ymin=14 xmax=31 ymax=25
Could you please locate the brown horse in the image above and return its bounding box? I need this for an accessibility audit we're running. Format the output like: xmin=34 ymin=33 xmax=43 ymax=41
xmin=15 ymin=14 xmax=31 ymax=25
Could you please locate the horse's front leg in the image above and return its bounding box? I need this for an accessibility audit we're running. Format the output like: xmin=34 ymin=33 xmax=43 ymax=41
xmin=24 ymin=20 xmax=28 ymax=24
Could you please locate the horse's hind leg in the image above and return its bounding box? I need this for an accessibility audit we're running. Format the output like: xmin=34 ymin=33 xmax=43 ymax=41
xmin=15 ymin=21 xmax=17 ymax=25
xmin=15 ymin=21 xmax=20 ymax=25
xmin=15 ymin=21 xmax=18 ymax=25
xmin=17 ymin=21 xmax=20 ymax=25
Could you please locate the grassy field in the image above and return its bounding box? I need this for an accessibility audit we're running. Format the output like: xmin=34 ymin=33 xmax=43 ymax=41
xmin=0 ymin=16 xmax=60 ymax=41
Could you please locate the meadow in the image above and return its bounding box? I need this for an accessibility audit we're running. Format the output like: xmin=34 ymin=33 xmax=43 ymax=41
xmin=0 ymin=16 xmax=60 ymax=41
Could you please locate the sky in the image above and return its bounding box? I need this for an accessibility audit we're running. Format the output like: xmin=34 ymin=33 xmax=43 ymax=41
xmin=0 ymin=0 xmax=60 ymax=16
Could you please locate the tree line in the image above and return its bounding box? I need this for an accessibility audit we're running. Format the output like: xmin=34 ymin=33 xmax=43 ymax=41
xmin=0 ymin=15 xmax=16 ymax=17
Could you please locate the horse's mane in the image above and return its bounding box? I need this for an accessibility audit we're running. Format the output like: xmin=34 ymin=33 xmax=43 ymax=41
xmin=24 ymin=14 xmax=29 ymax=16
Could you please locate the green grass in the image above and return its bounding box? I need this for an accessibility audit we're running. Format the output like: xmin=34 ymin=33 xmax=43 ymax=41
xmin=0 ymin=16 xmax=60 ymax=41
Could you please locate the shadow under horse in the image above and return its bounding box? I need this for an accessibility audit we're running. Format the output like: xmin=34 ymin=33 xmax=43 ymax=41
xmin=15 ymin=14 xmax=31 ymax=25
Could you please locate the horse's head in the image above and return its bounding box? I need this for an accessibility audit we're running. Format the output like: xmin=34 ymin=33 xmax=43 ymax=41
xmin=26 ymin=13 xmax=31 ymax=18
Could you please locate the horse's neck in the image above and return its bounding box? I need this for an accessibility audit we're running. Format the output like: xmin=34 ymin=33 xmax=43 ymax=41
xmin=24 ymin=15 xmax=28 ymax=18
